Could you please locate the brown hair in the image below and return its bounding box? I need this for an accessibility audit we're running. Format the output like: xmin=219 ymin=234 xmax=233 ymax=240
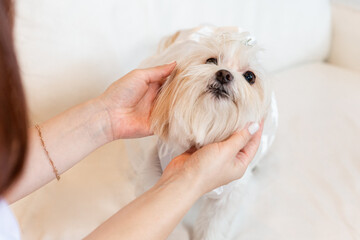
xmin=0 ymin=0 xmax=28 ymax=195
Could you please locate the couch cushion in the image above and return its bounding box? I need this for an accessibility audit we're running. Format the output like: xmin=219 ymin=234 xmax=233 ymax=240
xmin=14 ymin=0 xmax=331 ymax=121
xmin=235 ymin=62 xmax=360 ymax=239
xmin=12 ymin=62 xmax=360 ymax=239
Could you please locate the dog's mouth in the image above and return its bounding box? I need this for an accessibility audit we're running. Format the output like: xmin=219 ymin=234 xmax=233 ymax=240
xmin=207 ymin=84 xmax=230 ymax=99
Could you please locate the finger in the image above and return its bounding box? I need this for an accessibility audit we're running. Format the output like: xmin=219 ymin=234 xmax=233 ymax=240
xmin=236 ymin=122 xmax=264 ymax=167
xmin=141 ymin=62 xmax=177 ymax=84
xmin=220 ymin=122 xmax=260 ymax=156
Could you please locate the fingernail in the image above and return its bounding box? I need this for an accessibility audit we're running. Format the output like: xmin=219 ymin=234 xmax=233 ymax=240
xmin=248 ymin=122 xmax=260 ymax=135
xmin=166 ymin=61 xmax=177 ymax=65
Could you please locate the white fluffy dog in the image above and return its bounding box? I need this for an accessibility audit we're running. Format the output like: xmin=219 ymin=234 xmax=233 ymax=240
xmin=133 ymin=26 xmax=278 ymax=240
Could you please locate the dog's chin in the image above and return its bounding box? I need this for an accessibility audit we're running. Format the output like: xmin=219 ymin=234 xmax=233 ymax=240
xmin=207 ymin=84 xmax=230 ymax=99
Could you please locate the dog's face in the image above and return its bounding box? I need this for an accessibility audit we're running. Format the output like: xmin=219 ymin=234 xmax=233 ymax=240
xmin=150 ymin=30 xmax=269 ymax=148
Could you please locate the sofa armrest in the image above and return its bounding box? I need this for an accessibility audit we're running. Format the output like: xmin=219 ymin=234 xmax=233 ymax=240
xmin=327 ymin=2 xmax=360 ymax=73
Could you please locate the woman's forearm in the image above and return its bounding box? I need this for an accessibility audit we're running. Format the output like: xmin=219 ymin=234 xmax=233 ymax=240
xmin=85 ymin=174 xmax=202 ymax=240
xmin=5 ymin=98 xmax=112 ymax=203
xmin=4 ymin=64 xmax=176 ymax=203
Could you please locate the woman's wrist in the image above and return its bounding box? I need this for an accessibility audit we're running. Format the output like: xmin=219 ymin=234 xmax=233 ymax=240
xmin=85 ymin=96 xmax=115 ymax=144
xmin=5 ymin=97 xmax=115 ymax=203
xmin=155 ymin=170 xmax=205 ymax=201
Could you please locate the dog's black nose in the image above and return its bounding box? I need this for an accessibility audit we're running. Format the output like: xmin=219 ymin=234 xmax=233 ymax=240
xmin=215 ymin=70 xmax=233 ymax=84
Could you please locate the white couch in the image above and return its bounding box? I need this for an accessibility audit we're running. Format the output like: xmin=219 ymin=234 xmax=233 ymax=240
xmin=12 ymin=0 xmax=360 ymax=239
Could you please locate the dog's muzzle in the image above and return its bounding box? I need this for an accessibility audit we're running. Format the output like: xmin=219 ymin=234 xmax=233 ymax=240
xmin=207 ymin=69 xmax=233 ymax=99
xmin=207 ymin=83 xmax=230 ymax=99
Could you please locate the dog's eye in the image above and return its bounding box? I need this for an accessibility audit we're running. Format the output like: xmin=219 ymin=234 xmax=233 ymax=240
xmin=205 ymin=58 xmax=218 ymax=65
xmin=243 ymin=71 xmax=256 ymax=85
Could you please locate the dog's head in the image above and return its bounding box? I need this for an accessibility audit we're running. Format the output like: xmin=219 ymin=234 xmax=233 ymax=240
xmin=150 ymin=28 xmax=269 ymax=148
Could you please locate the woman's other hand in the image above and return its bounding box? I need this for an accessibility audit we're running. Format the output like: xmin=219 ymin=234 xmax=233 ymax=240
xmin=159 ymin=122 xmax=264 ymax=195
xmin=99 ymin=62 xmax=176 ymax=140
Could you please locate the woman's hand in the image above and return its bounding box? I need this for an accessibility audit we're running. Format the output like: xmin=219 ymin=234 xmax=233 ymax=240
xmin=159 ymin=122 xmax=264 ymax=195
xmin=98 ymin=62 xmax=176 ymax=140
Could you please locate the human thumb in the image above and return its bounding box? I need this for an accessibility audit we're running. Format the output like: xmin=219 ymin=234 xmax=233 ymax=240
xmin=220 ymin=123 xmax=260 ymax=156
xmin=142 ymin=61 xmax=177 ymax=84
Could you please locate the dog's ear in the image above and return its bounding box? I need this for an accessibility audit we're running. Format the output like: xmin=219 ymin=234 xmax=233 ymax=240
xmin=157 ymin=31 xmax=180 ymax=53
xmin=150 ymin=67 xmax=181 ymax=141
xmin=150 ymin=113 xmax=170 ymax=141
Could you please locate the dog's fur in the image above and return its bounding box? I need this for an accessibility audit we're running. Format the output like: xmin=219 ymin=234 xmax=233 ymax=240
xmin=134 ymin=26 xmax=278 ymax=240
